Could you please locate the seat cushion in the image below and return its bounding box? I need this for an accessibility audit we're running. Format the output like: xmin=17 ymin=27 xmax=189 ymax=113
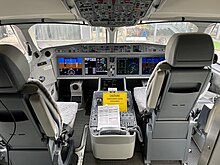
xmin=56 ymin=102 xmax=78 ymax=128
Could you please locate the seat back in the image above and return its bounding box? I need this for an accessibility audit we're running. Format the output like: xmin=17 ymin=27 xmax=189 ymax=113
xmin=146 ymin=33 xmax=214 ymax=120
xmin=158 ymin=68 xmax=211 ymax=120
xmin=0 ymin=45 xmax=66 ymax=165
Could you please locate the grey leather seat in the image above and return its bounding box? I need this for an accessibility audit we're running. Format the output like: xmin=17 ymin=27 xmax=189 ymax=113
xmin=134 ymin=33 xmax=214 ymax=164
xmin=0 ymin=45 xmax=78 ymax=165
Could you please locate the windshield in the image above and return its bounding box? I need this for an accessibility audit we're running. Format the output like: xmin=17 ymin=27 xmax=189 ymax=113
xmin=30 ymin=22 xmax=199 ymax=49
xmin=117 ymin=22 xmax=198 ymax=44
xmin=30 ymin=24 xmax=107 ymax=49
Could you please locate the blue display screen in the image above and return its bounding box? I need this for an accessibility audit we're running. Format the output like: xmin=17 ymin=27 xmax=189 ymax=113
xmin=58 ymin=57 xmax=82 ymax=65
xmin=58 ymin=57 xmax=83 ymax=75
xmin=142 ymin=57 xmax=165 ymax=74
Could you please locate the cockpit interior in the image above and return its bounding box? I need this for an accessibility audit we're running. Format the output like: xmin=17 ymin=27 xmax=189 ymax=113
xmin=0 ymin=0 xmax=220 ymax=165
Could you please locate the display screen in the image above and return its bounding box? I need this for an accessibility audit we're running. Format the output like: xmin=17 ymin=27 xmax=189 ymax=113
xmin=85 ymin=58 xmax=107 ymax=75
xmin=117 ymin=58 xmax=139 ymax=75
xmin=100 ymin=78 xmax=125 ymax=91
xmin=58 ymin=57 xmax=82 ymax=75
xmin=142 ymin=57 xmax=165 ymax=74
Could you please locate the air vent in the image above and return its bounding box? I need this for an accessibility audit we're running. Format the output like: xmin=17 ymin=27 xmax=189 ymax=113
xmin=72 ymin=84 xmax=79 ymax=90
xmin=45 ymin=51 xmax=51 ymax=57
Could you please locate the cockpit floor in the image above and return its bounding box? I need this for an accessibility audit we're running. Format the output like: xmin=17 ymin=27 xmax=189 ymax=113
xmin=73 ymin=110 xmax=200 ymax=165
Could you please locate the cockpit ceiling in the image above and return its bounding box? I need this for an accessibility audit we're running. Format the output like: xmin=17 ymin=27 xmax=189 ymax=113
xmin=0 ymin=0 xmax=75 ymax=21
xmin=1 ymin=0 xmax=220 ymax=25
xmin=148 ymin=0 xmax=220 ymax=21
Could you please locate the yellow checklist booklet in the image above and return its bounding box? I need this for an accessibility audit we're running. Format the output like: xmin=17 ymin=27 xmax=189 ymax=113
xmin=103 ymin=92 xmax=127 ymax=112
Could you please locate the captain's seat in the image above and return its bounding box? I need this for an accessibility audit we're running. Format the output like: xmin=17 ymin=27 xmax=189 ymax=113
xmin=0 ymin=45 xmax=78 ymax=165
xmin=134 ymin=33 xmax=214 ymax=164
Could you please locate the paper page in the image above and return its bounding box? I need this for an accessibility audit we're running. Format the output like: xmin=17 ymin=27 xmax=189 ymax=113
xmin=97 ymin=105 xmax=120 ymax=130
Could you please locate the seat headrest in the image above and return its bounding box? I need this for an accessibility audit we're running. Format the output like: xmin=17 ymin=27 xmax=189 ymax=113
xmin=165 ymin=33 xmax=214 ymax=67
xmin=0 ymin=45 xmax=30 ymax=93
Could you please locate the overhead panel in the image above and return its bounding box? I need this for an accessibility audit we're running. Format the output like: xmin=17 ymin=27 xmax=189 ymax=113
xmin=74 ymin=0 xmax=153 ymax=27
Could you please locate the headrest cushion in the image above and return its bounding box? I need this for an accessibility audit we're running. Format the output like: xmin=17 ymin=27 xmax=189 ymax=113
xmin=165 ymin=33 xmax=214 ymax=67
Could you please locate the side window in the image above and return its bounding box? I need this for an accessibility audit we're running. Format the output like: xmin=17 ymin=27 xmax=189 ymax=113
xmin=0 ymin=25 xmax=25 ymax=54
xmin=206 ymin=23 xmax=220 ymax=64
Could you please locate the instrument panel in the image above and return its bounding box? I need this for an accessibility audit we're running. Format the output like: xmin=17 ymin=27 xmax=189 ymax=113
xmin=50 ymin=43 xmax=165 ymax=79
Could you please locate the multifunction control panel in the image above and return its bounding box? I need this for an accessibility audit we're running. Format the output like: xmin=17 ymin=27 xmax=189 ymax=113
xmin=54 ymin=43 xmax=165 ymax=54
xmin=74 ymin=0 xmax=153 ymax=27
xmin=90 ymin=91 xmax=137 ymax=135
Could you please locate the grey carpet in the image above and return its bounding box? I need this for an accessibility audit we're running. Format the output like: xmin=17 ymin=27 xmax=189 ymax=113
xmin=73 ymin=110 xmax=200 ymax=165
xmin=73 ymin=110 xmax=90 ymax=149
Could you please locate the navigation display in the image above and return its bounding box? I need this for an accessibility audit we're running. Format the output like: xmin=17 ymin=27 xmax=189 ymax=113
xmin=58 ymin=57 xmax=82 ymax=75
xmin=117 ymin=58 xmax=139 ymax=75
xmin=85 ymin=58 xmax=107 ymax=75
xmin=142 ymin=57 xmax=165 ymax=74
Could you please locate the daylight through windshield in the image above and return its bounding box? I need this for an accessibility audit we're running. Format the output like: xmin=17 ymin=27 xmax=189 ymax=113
xmin=30 ymin=22 xmax=199 ymax=49
xmin=30 ymin=24 xmax=106 ymax=49
xmin=117 ymin=22 xmax=198 ymax=44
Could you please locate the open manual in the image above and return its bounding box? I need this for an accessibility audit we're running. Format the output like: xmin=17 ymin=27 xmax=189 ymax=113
xmin=97 ymin=105 xmax=120 ymax=130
